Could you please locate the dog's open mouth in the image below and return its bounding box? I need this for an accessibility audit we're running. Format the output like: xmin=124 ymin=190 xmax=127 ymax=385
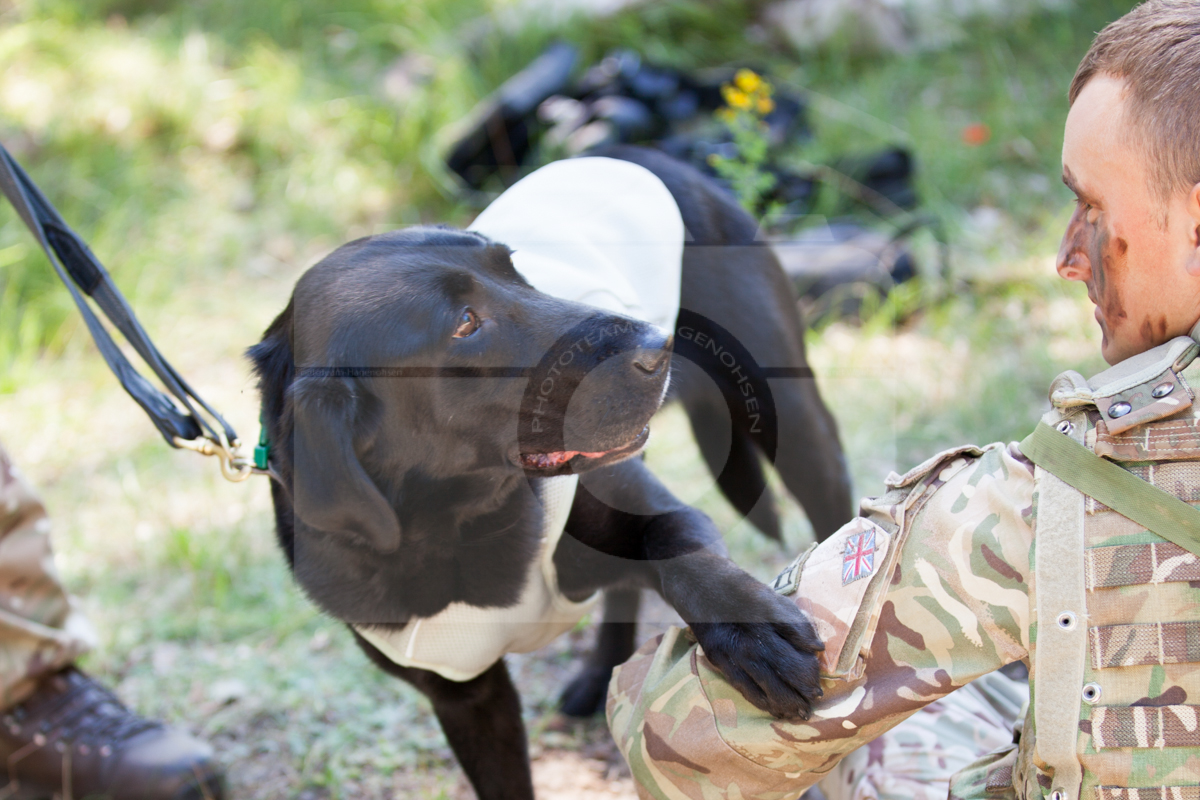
xmin=519 ymin=426 xmax=650 ymax=472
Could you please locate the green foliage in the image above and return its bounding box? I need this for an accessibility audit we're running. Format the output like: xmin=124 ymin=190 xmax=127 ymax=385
xmin=0 ymin=0 xmax=537 ymax=364
xmin=780 ymin=0 xmax=1139 ymax=235
xmin=0 ymin=0 xmax=1139 ymax=364
xmin=707 ymin=69 xmax=781 ymax=219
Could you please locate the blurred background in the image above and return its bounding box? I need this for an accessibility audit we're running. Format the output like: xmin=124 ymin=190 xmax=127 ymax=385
xmin=0 ymin=0 xmax=1139 ymax=797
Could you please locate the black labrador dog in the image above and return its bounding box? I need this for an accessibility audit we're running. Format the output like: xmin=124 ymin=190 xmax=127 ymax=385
xmin=249 ymin=146 xmax=852 ymax=799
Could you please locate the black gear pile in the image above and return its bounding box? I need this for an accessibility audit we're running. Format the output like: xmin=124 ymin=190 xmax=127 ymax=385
xmin=444 ymin=43 xmax=931 ymax=321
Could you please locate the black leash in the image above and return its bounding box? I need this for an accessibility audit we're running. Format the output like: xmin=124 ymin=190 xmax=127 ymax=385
xmin=0 ymin=141 xmax=263 ymax=482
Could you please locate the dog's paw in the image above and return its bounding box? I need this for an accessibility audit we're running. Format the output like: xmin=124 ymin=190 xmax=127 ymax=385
xmin=558 ymin=663 xmax=613 ymax=717
xmin=689 ymin=585 xmax=823 ymax=722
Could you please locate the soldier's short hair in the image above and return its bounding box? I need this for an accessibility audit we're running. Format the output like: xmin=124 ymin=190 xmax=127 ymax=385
xmin=1070 ymin=0 xmax=1200 ymax=211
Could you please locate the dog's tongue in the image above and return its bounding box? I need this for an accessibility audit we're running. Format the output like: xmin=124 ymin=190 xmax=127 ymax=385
xmin=521 ymin=427 xmax=651 ymax=469
xmin=520 ymin=449 xmax=610 ymax=470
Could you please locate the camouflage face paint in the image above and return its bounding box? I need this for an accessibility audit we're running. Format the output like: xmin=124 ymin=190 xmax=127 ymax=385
xmin=1058 ymin=201 xmax=1172 ymax=359
xmin=1059 ymin=203 xmax=1125 ymax=352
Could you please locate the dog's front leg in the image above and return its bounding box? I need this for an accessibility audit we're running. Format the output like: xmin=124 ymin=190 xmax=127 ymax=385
xmin=561 ymin=461 xmax=824 ymax=721
xmin=644 ymin=508 xmax=825 ymax=721
xmin=354 ymin=631 xmax=533 ymax=800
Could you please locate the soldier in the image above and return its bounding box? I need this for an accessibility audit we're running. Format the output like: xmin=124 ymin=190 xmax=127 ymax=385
xmin=606 ymin=2 xmax=1200 ymax=799
xmin=0 ymin=443 xmax=226 ymax=799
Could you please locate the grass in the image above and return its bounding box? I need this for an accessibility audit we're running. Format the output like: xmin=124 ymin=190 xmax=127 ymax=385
xmin=0 ymin=0 xmax=1137 ymax=796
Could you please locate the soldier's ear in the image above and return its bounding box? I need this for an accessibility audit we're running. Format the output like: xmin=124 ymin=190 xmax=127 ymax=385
xmin=1185 ymin=183 xmax=1200 ymax=277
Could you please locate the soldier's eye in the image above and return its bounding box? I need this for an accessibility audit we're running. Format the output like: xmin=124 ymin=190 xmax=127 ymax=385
xmin=452 ymin=308 xmax=481 ymax=338
xmin=1076 ymin=199 xmax=1100 ymax=223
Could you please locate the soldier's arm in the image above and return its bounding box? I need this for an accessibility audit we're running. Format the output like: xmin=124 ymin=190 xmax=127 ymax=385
xmin=606 ymin=442 xmax=1035 ymax=799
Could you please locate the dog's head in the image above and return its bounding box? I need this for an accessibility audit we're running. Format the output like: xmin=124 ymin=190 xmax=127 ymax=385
xmin=250 ymin=225 xmax=672 ymax=562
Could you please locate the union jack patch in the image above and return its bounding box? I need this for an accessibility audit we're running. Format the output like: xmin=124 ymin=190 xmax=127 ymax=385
xmin=842 ymin=529 xmax=877 ymax=585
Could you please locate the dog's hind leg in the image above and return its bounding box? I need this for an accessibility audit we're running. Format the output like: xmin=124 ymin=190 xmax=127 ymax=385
xmin=671 ymin=244 xmax=854 ymax=543
xmin=747 ymin=372 xmax=851 ymax=542
xmin=678 ymin=389 xmax=783 ymax=543
xmin=559 ymin=588 xmax=640 ymax=717
xmin=354 ymin=631 xmax=533 ymax=800
xmin=596 ymin=144 xmax=854 ymax=542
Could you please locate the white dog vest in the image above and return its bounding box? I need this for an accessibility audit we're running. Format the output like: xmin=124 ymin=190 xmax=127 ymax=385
xmin=355 ymin=157 xmax=685 ymax=682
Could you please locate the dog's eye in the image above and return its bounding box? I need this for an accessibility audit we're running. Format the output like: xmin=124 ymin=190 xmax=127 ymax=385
xmin=452 ymin=308 xmax=481 ymax=339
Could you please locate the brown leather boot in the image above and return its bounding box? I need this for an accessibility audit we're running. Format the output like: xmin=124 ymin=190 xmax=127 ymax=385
xmin=0 ymin=667 xmax=225 ymax=800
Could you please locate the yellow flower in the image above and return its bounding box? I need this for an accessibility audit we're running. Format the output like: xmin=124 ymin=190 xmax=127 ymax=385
xmin=734 ymin=69 xmax=762 ymax=94
xmin=722 ymin=85 xmax=751 ymax=110
xmin=756 ymin=95 xmax=775 ymax=115
xmin=716 ymin=107 xmax=736 ymax=123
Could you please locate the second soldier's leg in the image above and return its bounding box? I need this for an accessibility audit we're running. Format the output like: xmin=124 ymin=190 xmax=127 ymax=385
xmin=0 ymin=441 xmax=226 ymax=799
xmin=0 ymin=442 xmax=95 ymax=707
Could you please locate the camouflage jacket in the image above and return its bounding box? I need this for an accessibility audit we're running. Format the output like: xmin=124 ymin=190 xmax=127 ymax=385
xmin=607 ymin=333 xmax=1200 ymax=800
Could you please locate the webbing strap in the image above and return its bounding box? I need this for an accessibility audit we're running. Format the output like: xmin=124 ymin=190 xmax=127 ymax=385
xmin=1019 ymin=422 xmax=1200 ymax=551
xmin=0 ymin=141 xmax=237 ymax=450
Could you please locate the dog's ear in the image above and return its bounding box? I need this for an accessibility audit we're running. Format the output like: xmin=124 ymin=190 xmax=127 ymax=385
xmin=290 ymin=377 xmax=402 ymax=553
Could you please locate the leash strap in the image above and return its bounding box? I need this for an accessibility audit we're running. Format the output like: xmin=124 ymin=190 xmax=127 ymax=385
xmin=0 ymin=141 xmax=256 ymax=481
xmin=1019 ymin=422 xmax=1200 ymax=551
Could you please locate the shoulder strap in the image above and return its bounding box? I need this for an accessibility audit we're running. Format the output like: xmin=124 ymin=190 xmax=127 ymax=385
xmin=1019 ymin=422 xmax=1200 ymax=551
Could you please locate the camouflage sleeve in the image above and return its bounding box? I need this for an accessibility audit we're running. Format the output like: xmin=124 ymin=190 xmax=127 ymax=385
xmin=607 ymin=442 xmax=1036 ymax=800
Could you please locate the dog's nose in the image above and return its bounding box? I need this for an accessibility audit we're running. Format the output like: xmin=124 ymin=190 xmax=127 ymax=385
xmin=632 ymin=334 xmax=673 ymax=375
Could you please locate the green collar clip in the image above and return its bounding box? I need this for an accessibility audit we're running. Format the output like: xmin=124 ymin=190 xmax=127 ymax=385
xmin=254 ymin=410 xmax=271 ymax=471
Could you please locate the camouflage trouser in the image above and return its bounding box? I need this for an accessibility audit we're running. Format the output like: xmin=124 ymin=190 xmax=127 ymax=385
xmin=0 ymin=442 xmax=95 ymax=709
xmin=819 ymin=669 xmax=1029 ymax=800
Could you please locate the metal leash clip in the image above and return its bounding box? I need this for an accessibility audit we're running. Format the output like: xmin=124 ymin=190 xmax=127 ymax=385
xmin=0 ymin=141 xmax=281 ymax=487
xmin=173 ymin=430 xmax=263 ymax=483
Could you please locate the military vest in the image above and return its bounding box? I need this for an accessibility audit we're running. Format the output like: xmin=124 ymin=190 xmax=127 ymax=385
xmin=970 ymin=326 xmax=1200 ymax=800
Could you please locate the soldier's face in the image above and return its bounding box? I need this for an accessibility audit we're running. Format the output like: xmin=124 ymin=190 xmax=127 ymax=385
xmin=1057 ymin=74 xmax=1200 ymax=365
